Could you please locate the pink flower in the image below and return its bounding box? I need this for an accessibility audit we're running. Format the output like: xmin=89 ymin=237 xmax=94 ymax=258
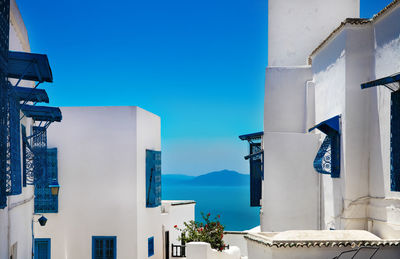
xmin=217 ymin=215 xmax=220 ymax=218
xmin=174 ymin=225 xmax=178 ymax=228
xmin=207 ymin=213 xmax=211 ymax=217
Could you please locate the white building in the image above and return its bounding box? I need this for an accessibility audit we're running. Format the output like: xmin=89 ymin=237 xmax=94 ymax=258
xmin=33 ymin=106 xmax=195 ymax=258
xmin=239 ymin=0 xmax=400 ymax=258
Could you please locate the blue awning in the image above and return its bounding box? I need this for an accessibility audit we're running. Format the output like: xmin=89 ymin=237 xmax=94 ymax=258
xmin=361 ymin=73 xmax=400 ymax=91
xmin=239 ymin=131 xmax=263 ymax=141
xmin=13 ymin=87 xmax=49 ymax=103
xmin=21 ymin=105 xmax=62 ymax=122
xmin=309 ymin=115 xmax=341 ymax=135
xmin=8 ymin=51 xmax=53 ymax=83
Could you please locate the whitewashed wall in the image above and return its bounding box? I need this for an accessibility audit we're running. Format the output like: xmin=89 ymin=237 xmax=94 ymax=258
xmin=161 ymin=201 xmax=196 ymax=257
xmin=262 ymin=132 xmax=319 ymax=232
xmin=268 ymin=0 xmax=359 ymax=66
xmin=264 ymin=67 xmax=312 ymax=133
xmin=369 ymin=3 xmax=400 ymax=238
xmin=0 ymin=1 xmax=35 ymax=258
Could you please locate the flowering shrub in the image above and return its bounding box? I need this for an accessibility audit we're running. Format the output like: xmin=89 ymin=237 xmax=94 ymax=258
xmin=174 ymin=212 xmax=225 ymax=251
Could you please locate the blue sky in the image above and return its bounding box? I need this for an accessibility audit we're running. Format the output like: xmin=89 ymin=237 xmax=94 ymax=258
xmin=17 ymin=0 xmax=393 ymax=175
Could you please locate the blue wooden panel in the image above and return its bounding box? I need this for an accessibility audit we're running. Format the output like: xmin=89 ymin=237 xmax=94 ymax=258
xmin=6 ymin=85 xmax=22 ymax=196
xmin=146 ymin=150 xmax=161 ymax=208
xmin=148 ymin=236 xmax=154 ymax=257
xmin=21 ymin=124 xmax=26 ymax=187
xmin=92 ymin=236 xmax=116 ymax=259
xmin=250 ymin=143 xmax=262 ymax=207
xmin=391 ymin=91 xmax=400 ymax=191
xmin=0 ymin=0 xmax=9 ymax=209
xmin=34 ymin=238 xmax=51 ymax=259
xmin=35 ymin=148 xmax=58 ymax=213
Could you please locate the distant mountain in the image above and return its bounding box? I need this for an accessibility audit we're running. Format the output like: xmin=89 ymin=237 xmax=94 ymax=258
xmin=162 ymin=174 xmax=195 ymax=185
xmin=162 ymin=170 xmax=249 ymax=186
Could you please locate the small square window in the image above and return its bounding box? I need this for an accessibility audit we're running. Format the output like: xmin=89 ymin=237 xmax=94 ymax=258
xmin=148 ymin=236 xmax=154 ymax=257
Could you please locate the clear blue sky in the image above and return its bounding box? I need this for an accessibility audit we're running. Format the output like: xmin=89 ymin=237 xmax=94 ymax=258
xmin=17 ymin=0 xmax=394 ymax=175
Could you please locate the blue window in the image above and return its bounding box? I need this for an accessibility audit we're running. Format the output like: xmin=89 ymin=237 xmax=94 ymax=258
xmin=146 ymin=150 xmax=161 ymax=208
xmin=34 ymin=148 xmax=58 ymax=213
xmin=310 ymin=115 xmax=341 ymax=178
xmin=391 ymin=91 xmax=400 ymax=191
xmin=148 ymin=236 xmax=154 ymax=257
xmin=92 ymin=236 xmax=116 ymax=259
xmin=34 ymin=238 xmax=51 ymax=259
xmin=250 ymin=143 xmax=263 ymax=207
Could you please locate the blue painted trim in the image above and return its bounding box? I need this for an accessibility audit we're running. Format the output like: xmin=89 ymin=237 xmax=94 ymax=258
xmin=361 ymin=73 xmax=400 ymax=89
xmin=309 ymin=115 xmax=341 ymax=135
xmin=148 ymin=236 xmax=154 ymax=257
xmin=34 ymin=238 xmax=51 ymax=259
xmin=92 ymin=236 xmax=117 ymax=259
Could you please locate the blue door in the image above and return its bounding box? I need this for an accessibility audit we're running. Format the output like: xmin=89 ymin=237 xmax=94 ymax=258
xmin=92 ymin=236 xmax=116 ymax=259
xmin=34 ymin=238 xmax=50 ymax=259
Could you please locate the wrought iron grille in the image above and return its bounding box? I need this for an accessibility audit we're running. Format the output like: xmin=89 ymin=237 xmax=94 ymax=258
xmin=314 ymin=134 xmax=340 ymax=178
xmin=0 ymin=0 xmax=10 ymax=209
xmin=6 ymin=84 xmax=21 ymax=195
xmin=32 ymin=126 xmax=47 ymax=181
xmin=314 ymin=136 xmax=332 ymax=175
xmin=34 ymin=148 xmax=58 ymax=213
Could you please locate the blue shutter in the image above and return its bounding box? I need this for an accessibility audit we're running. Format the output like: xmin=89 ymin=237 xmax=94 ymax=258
xmin=146 ymin=150 xmax=161 ymax=208
xmin=0 ymin=0 xmax=10 ymax=210
xmin=250 ymin=143 xmax=262 ymax=207
xmin=92 ymin=236 xmax=116 ymax=259
xmin=34 ymin=148 xmax=58 ymax=213
xmin=148 ymin=236 xmax=154 ymax=257
xmin=34 ymin=238 xmax=51 ymax=259
xmin=391 ymin=91 xmax=400 ymax=191
xmin=6 ymin=84 xmax=21 ymax=195
xmin=22 ymin=124 xmax=27 ymax=187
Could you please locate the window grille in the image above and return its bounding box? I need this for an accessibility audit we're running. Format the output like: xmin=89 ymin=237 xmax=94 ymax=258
xmin=34 ymin=148 xmax=58 ymax=213
xmin=391 ymin=91 xmax=400 ymax=191
xmin=0 ymin=0 xmax=10 ymax=209
xmin=6 ymin=83 xmax=21 ymax=195
xmin=146 ymin=150 xmax=161 ymax=208
xmin=92 ymin=236 xmax=116 ymax=259
xmin=310 ymin=116 xmax=341 ymax=178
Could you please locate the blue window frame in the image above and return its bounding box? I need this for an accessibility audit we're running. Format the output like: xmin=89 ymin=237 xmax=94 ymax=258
xmin=146 ymin=150 xmax=161 ymax=208
xmin=309 ymin=115 xmax=341 ymax=178
xmin=92 ymin=236 xmax=116 ymax=259
xmin=34 ymin=238 xmax=51 ymax=259
xmin=250 ymin=143 xmax=263 ymax=207
xmin=391 ymin=91 xmax=400 ymax=191
xmin=34 ymin=148 xmax=58 ymax=213
xmin=148 ymin=236 xmax=154 ymax=257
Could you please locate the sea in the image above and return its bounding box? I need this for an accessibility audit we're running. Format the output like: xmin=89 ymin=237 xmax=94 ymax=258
xmin=162 ymin=184 xmax=260 ymax=231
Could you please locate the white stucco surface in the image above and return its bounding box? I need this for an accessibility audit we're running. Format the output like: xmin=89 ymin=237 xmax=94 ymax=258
xmin=268 ymin=0 xmax=359 ymax=66
xmin=186 ymin=242 xmax=241 ymax=259
xmin=262 ymin=132 xmax=319 ymax=232
xmin=264 ymin=67 xmax=312 ymax=133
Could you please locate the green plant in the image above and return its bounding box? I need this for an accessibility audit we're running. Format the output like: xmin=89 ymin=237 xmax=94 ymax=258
xmin=174 ymin=212 xmax=225 ymax=251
